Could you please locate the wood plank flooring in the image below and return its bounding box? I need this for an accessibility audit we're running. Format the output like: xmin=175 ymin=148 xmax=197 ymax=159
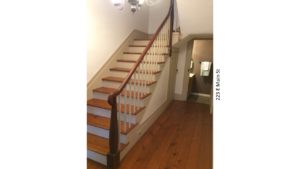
xmin=87 ymin=100 xmax=212 ymax=169
xmin=87 ymin=159 xmax=106 ymax=169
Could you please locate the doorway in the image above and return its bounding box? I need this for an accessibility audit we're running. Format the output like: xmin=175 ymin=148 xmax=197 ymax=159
xmin=187 ymin=39 xmax=213 ymax=105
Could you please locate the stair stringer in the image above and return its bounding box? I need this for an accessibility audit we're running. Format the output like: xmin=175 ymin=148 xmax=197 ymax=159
xmin=118 ymin=57 xmax=172 ymax=160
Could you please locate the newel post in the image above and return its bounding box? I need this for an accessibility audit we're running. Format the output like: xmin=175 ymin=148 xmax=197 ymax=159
xmin=107 ymin=95 xmax=120 ymax=169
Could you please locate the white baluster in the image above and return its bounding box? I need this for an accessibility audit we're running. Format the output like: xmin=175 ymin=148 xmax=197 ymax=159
xmin=159 ymin=33 xmax=162 ymax=69
xmin=156 ymin=39 xmax=158 ymax=73
xmin=123 ymin=95 xmax=126 ymax=133
xmin=128 ymin=82 xmax=132 ymax=129
xmin=148 ymin=53 xmax=150 ymax=87
xmin=157 ymin=38 xmax=159 ymax=73
xmin=159 ymin=33 xmax=162 ymax=62
xmin=148 ymin=49 xmax=151 ymax=76
xmin=137 ymin=65 xmax=141 ymax=105
xmin=153 ymin=44 xmax=156 ymax=77
xmin=154 ymin=39 xmax=157 ymax=74
xmin=134 ymin=72 xmax=137 ymax=115
xmin=142 ymin=61 xmax=146 ymax=96
xmin=118 ymin=95 xmax=123 ymax=148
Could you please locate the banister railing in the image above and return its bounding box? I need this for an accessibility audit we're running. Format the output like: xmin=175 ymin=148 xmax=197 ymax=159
xmin=106 ymin=0 xmax=174 ymax=168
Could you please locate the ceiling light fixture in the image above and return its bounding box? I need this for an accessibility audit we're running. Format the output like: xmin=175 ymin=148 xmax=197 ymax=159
xmin=112 ymin=0 xmax=145 ymax=13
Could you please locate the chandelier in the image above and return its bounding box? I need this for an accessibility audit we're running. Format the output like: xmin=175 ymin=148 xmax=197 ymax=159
xmin=112 ymin=0 xmax=145 ymax=13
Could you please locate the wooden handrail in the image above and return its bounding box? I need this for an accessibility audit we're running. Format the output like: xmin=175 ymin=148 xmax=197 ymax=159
xmin=108 ymin=0 xmax=174 ymax=103
xmin=106 ymin=0 xmax=174 ymax=168
xmin=169 ymin=0 xmax=174 ymax=56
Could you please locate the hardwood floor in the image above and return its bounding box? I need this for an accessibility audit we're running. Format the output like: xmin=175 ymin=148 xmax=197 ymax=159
xmin=87 ymin=159 xmax=106 ymax=169
xmin=87 ymin=100 xmax=212 ymax=169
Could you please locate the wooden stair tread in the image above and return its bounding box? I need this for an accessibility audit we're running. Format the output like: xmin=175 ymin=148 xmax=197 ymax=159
xmin=129 ymin=45 xmax=169 ymax=47
xmin=87 ymin=99 xmax=111 ymax=109
xmin=87 ymin=99 xmax=145 ymax=115
xmin=102 ymin=76 xmax=157 ymax=86
xmin=87 ymin=159 xmax=106 ymax=169
xmin=102 ymin=76 xmax=124 ymax=83
xmin=93 ymin=87 xmax=116 ymax=95
xmin=129 ymin=45 xmax=147 ymax=47
xmin=93 ymin=87 xmax=151 ymax=99
xmin=87 ymin=133 xmax=127 ymax=155
xmin=87 ymin=113 xmax=136 ymax=134
xmin=134 ymin=39 xmax=150 ymax=41
xmin=123 ymin=53 xmax=141 ymax=56
xmin=117 ymin=58 xmax=166 ymax=64
xmin=123 ymin=52 xmax=169 ymax=56
xmin=136 ymin=70 xmax=161 ymax=74
xmin=117 ymin=58 xmax=136 ymax=63
xmin=110 ymin=67 xmax=131 ymax=72
xmin=110 ymin=67 xmax=161 ymax=74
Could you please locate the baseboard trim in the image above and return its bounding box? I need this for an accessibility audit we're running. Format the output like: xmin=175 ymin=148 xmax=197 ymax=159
xmin=174 ymin=93 xmax=187 ymax=101
xmin=191 ymin=92 xmax=211 ymax=98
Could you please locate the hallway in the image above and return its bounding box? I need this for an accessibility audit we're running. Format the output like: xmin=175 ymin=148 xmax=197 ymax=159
xmin=88 ymin=100 xmax=212 ymax=169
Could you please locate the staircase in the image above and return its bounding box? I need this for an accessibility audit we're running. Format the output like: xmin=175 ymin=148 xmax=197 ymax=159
xmin=87 ymin=39 xmax=169 ymax=164
xmin=87 ymin=0 xmax=174 ymax=168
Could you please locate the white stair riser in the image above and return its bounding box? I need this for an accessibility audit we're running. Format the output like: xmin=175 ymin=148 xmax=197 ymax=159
xmin=88 ymin=106 xmax=111 ymax=118
xmin=87 ymin=150 xmax=107 ymax=165
xmin=102 ymin=80 xmax=159 ymax=88
xmin=115 ymin=62 xmax=135 ymax=68
xmin=132 ymin=40 xmax=169 ymax=46
xmin=87 ymin=143 xmax=129 ymax=165
xmin=112 ymin=59 xmax=166 ymax=72
xmin=87 ymin=125 xmax=128 ymax=144
xmin=93 ymin=92 xmax=150 ymax=107
xmin=126 ymin=47 xmax=145 ymax=53
xmin=141 ymin=48 xmax=169 ymax=54
xmin=152 ymin=63 xmax=165 ymax=70
xmin=143 ymin=54 xmax=167 ymax=62
xmin=108 ymin=71 xmax=160 ymax=81
xmin=101 ymin=81 xmax=121 ymax=89
xmin=120 ymin=54 xmax=167 ymax=62
xmin=116 ymin=62 xmax=164 ymax=71
xmin=87 ymin=106 xmax=140 ymax=124
xmin=144 ymin=64 xmax=164 ymax=72
xmin=134 ymin=73 xmax=159 ymax=81
xmin=132 ymin=40 xmax=149 ymax=46
xmin=122 ymin=54 xmax=140 ymax=60
xmin=120 ymin=111 xmax=143 ymax=124
xmin=146 ymin=72 xmax=161 ymax=80
xmin=101 ymin=79 xmax=157 ymax=92
xmin=109 ymin=71 xmax=129 ymax=78
xmin=92 ymin=92 xmax=108 ymax=101
xmin=115 ymin=61 xmax=165 ymax=71
xmin=100 ymin=81 xmax=157 ymax=96
xmin=126 ymin=46 xmax=171 ymax=53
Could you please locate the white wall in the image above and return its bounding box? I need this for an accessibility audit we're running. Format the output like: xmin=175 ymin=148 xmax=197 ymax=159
xmin=174 ymin=43 xmax=187 ymax=95
xmin=87 ymin=0 xmax=212 ymax=82
xmin=87 ymin=0 xmax=149 ymax=82
xmin=147 ymin=0 xmax=170 ymax=33
xmin=176 ymin=0 xmax=212 ymax=35
xmin=173 ymin=0 xmax=212 ymax=98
